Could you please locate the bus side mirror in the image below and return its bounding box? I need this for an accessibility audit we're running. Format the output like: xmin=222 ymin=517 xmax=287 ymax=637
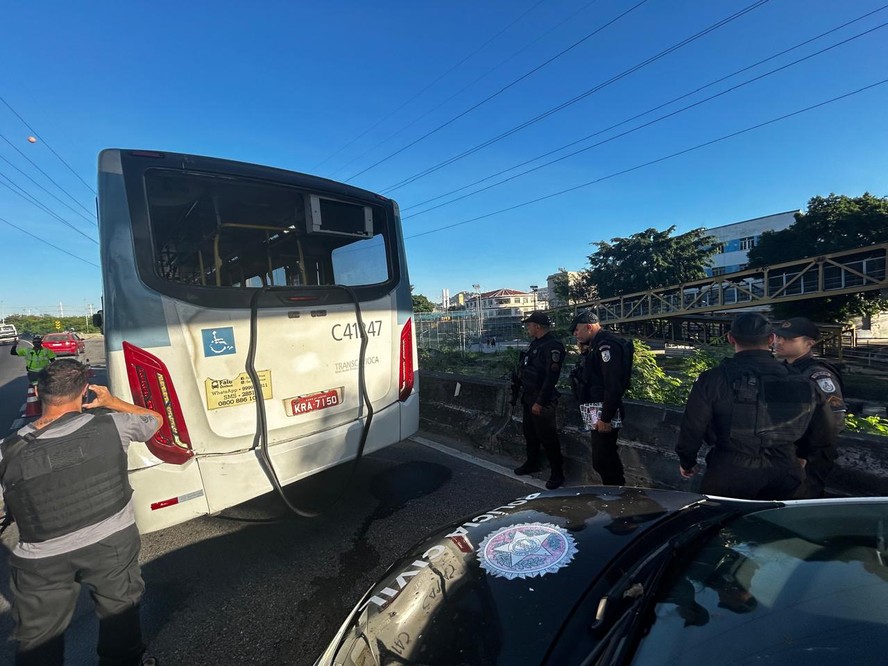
xmin=92 ymin=312 xmax=103 ymax=333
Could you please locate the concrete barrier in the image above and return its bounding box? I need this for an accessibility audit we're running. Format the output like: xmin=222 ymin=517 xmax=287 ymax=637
xmin=418 ymin=370 xmax=888 ymax=497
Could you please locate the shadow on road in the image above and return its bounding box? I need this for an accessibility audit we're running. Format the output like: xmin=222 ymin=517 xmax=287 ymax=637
xmin=0 ymin=444 xmax=464 ymax=666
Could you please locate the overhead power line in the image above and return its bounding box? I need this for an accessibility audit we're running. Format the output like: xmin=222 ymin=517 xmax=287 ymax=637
xmin=402 ymin=10 xmax=888 ymax=218
xmin=314 ymin=0 xmax=549 ymax=172
xmin=344 ymin=0 xmax=652 ymax=182
xmin=405 ymin=79 xmax=888 ymax=241
xmin=0 ymin=152 xmax=96 ymax=225
xmin=381 ymin=0 xmax=772 ymax=194
xmin=326 ymin=0 xmax=602 ymax=179
xmin=0 ymin=132 xmax=94 ymax=218
xmin=0 ymin=215 xmax=99 ymax=268
xmin=0 ymin=94 xmax=97 ymax=196
xmin=0 ymin=173 xmax=98 ymax=245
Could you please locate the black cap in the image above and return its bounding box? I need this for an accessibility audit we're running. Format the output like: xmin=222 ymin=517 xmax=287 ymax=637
xmin=522 ymin=311 xmax=551 ymax=326
xmin=33 ymin=335 xmax=42 ymax=344
xmin=570 ymin=310 xmax=600 ymax=331
xmin=729 ymin=313 xmax=772 ymax=338
xmin=774 ymin=317 xmax=820 ymax=340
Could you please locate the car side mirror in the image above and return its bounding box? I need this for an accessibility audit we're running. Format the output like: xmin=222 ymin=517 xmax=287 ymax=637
xmin=92 ymin=312 xmax=103 ymax=333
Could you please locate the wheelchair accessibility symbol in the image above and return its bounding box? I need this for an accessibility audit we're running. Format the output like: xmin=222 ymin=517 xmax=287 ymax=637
xmin=201 ymin=327 xmax=236 ymax=357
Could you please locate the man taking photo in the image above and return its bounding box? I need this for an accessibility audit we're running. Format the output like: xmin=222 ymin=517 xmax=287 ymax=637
xmin=0 ymin=358 xmax=162 ymax=666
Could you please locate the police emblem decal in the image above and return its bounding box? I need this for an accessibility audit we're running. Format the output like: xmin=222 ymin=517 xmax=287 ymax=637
xmin=601 ymin=350 xmax=611 ymax=363
xmin=478 ymin=522 xmax=578 ymax=580
xmin=817 ymin=377 xmax=836 ymax=393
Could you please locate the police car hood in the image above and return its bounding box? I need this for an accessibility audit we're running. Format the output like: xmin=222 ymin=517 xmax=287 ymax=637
xmin=316 ymin=486 xmax=706 ymax=666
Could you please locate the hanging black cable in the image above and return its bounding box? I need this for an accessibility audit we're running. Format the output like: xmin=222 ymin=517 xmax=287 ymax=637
xmin=246 ymin=285 xmax=374 ymax=519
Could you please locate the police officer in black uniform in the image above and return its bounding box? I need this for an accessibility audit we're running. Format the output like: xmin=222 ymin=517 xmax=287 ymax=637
xmin=0 ymin=359 xmax=162 ymax=666
xmin=513 ymin=311 xmax=566 ymax=489
xmin=774 ymin=317 xmax=846 ymax=498
xmin=571 ymin=311 xmax=629 ymax=486
xmin=676 ymin=313 xmax=821 ymax=500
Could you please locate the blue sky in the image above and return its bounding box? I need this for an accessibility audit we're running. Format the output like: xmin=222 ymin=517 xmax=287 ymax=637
xmin=1 ymin=0 xmax=886 ymax=316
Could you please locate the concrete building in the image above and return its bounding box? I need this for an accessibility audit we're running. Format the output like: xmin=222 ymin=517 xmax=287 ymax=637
xmin=546 ymin=270 xmax=583 ymax=307
xmin=704 ymin=210 xmax=799 ymax=276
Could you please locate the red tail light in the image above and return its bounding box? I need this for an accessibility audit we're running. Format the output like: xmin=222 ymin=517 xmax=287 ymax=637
xmin=398 ymin=318 xmax=415 ymax=402
xmin=122 ymin=341 xmax=193 ymax=464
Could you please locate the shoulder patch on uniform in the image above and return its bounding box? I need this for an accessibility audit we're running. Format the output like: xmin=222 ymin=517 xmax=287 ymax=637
xmin=551 ymin=349 xmax=562 ymax=364
xmin=601 ymin=349 xmax=611 ymax=363
xmin=816 ymin=377 xmax=836 ymax=393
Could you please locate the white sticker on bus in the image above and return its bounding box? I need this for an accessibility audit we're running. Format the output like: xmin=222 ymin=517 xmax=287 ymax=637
xmin=204 ymin=370 xmax=273 ymax=410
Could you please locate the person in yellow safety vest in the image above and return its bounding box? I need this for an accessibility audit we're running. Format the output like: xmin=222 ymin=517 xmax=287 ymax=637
xmin=10 ymin=336 xmax=56 ymax=383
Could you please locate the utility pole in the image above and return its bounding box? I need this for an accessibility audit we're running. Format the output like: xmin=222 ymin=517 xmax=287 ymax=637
xmin=472 ymin=284 xmax=482 ymax=346
xmin=59 ymin=301 xmax=64 ymax=317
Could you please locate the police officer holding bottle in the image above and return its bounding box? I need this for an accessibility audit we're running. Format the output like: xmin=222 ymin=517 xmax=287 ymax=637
xmin=513 ymin=311 xmax=566 ymax=490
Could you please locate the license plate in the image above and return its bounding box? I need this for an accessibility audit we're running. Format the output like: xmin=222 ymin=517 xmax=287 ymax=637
xmin=284 ymin=387 xmax=343 ymax=416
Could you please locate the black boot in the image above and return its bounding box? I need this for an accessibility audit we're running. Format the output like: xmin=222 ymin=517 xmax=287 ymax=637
xmin=514 ymin=462 xmax=540 ymax=476
xmin=546 ymin=472 xmax=565 ymax=490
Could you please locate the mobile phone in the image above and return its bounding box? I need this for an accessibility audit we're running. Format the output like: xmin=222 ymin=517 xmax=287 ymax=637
xmin=83 ymin=389 xmax=97 ymax=404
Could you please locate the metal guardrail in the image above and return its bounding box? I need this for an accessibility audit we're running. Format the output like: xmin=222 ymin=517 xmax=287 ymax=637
xmin=569 ymin=242 xmax=888 ymax=324
xmin=842 ymin=347 xmax=888 ymax=368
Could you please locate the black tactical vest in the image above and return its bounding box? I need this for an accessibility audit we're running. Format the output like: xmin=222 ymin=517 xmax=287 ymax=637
xmin=722 ymin=359 xmax=815 ymax=453
xmin=0 ymin=413 xmax=132 ymax=542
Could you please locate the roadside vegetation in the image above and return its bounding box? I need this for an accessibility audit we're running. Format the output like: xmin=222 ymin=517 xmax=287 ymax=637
xmin=419 ymin=340 xmax=888 ymax=437
xmin=2 ymin=314 xmax=96 ymax=337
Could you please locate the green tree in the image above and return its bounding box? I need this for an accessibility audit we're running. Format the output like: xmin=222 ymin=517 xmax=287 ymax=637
xmin=747 ymin=193 xmax=888 ymax=321
xmin=625 ymin=340 xmax=680 ymax=403
xmin=580 ymin=227 xmax=717 ymax=299
xmin=412 ymin=293 xmax=435 ymax=313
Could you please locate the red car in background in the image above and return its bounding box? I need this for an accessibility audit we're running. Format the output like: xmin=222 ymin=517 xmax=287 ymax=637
xmin=41 ymin=332 xmax=85 ymax=356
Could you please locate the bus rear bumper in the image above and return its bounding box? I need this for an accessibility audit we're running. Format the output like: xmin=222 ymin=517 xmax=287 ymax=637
xmin=197 ymin=400 xmax=406 ymax=515
xmin=130 ymin=458 xmax=210 ymax=534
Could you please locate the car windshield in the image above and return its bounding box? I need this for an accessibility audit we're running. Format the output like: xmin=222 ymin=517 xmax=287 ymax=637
xmin=631 ymin=501 xmax=888 ymax=664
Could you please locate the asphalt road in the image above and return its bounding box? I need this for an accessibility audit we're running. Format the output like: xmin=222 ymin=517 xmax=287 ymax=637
xmin=0 ymin=342 xmax=30 ymax=436
xmin=0 ymin=338 xmax=538 ymax=665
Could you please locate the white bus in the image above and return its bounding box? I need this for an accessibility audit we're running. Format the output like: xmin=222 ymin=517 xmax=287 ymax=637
xmin=96 ymin=149 xmax=418 ymax=533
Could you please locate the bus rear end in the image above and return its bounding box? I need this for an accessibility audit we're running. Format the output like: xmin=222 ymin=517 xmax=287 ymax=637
xmin=97 ymin=149 xmax=418 ymax=532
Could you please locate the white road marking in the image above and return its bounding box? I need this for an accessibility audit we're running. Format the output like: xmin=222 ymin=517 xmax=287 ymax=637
xmin=410 ymin=435 xmax=547 ymax=490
